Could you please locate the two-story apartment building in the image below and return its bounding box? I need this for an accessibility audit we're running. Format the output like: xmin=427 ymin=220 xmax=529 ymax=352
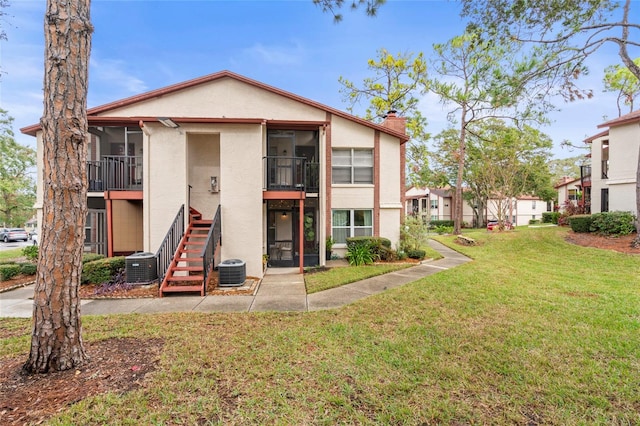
xmin=587 ymin=110 xmax=640 ymax=216
xmin=405 ymin=186 xmax=552 ymax=227
xmin=22 ymin=71 xmax=408 ymax=294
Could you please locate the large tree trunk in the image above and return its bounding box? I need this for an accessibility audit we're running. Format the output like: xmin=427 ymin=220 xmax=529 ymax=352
xmin=23 ymin=0 xmax=93 ymax=374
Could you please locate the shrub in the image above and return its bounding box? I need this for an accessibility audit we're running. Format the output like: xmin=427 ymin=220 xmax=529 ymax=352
xmin=568 ymin=215 xmax=593 ymax=233
xmin=17 ymin=262 xmax=37 ymax=276
xmin=82 ymin=253 xmax=106 ymax=264
xmin=82 ymin=256 xmax=126 ymax=284
xmin=590 ymin=211 xmax=636 ymax=236
xmin=407 ymin=249 xmax=426 ymax=259
xmin=346 ymin=243 xmax=376 ymax=266
xmin=22 ymin=245 xmax=39 ymax=261
xmin=0 ymin=264 xmax=21 ymax=281
xmin=542 ymin=212 xmax=560 ymax=224
xmin=529 ymin=219 xmax=541 ymax=225
xmin=94 ymin=268 xmax=132 ymax=295
xmin=435 ymin=225 xmax=453 ymax=235
xmin=377 ymin=245 xmax=398 ymax=262
xmin=346 ymin=236 xmax=391 ymax=260
xmin=558 ymin=201 xmax=588 ymax=226
xmin=401 ymin=215 xmax=430 ymax=251
xmin=429 ymin=220 xmax=454 ymax=228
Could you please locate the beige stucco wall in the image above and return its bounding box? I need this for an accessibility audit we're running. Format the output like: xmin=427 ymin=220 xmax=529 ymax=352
xmin=187 ymin=133 xmax=220 ymax=219
xmin=112 ymin=200 xmax=143 ymax=253
xmin=98 ymin=78 xmax=326 ymax=123
xmin=590 ymin=124 xmax=638 ymax=216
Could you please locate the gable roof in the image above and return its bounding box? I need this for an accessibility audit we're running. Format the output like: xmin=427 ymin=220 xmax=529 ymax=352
xmin=597 ymin=109 xmax=640 ymax=129
xmin=583 ymin=129 xmax=609 ymax=143
xmin=21 ymin=70 xmax=410 ymax=142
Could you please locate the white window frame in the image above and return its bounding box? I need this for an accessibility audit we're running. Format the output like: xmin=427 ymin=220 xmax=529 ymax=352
xmin=331 ymin=209 xmax=373 ymax=244
xmin=331 ymin=148 xmax=373 ymax=184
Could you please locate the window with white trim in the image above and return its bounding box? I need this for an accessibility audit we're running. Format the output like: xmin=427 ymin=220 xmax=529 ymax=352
xmin=332 ymin=209 xmax=373 ymax=244
xmin=332 ymin=149 xmax=373 ymax=184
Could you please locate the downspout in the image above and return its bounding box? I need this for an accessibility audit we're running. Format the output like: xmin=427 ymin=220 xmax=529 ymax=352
xmin=140 ymin=120 xmax=151 ymax=252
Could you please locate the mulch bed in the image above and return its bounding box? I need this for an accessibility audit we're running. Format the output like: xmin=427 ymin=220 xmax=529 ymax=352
xmin=0 ymin=337 xmax=163 ymax=426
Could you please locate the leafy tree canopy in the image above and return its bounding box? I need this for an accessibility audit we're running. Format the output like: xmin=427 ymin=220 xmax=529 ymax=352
xmin=0 ymin=109 xmax=36 ymax=226
xmin=338 ymin=48 xmax=430 ymax=186
xmin=603 ymin=57 xmax=640 ymax=116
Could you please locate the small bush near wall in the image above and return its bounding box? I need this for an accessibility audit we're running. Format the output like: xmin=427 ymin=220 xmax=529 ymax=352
xmin=568 ymin=215 xmax=593 ymax=233
xmin=407 ymin=249 xmax=426 ymax=259
xmin=0 ymin=264 xmax=21 ymax=281
xmin=429 ymin=220 xmax=454 ymax=228
xmin=17 ymin=262 xmax=37 ymax=276
xmin=346 ymin=237 xmax=395 ymax=262
xmin=82 ymin=256 xmax=126 ymax=284
xmin=529 ymin=219 xmax=541 ymax=225
xmin=82 ymin=253 xmax=106 ymax=264
xmin=590 ymin=211 xmax=636 ymax=236
xmin=542 ymin=212 xmax=560 ymax=224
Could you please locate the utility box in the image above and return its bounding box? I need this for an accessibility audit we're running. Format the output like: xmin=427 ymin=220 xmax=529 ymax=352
xmin=218 ymin=259 xmax=246 ymax=287
xmin=125 ymin=252 xmax=158 ymax=284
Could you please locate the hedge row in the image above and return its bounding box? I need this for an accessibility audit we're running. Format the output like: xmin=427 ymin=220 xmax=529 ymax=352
xmin=82 ymin=256 xmax=126 ymax=284
xmin=568 ymin=211 xmax=636 ymax=235
xmin=0 ymin=262 xmax=37 ymax=281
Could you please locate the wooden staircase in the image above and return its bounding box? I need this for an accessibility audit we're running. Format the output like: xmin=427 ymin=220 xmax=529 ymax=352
xmin=159 ymin=208 xmax=212 ymax=297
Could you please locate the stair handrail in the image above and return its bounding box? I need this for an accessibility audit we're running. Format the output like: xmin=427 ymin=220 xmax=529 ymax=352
xmin=201 ymin=205 xmax=221 ymax=287
xmin=156 ymin=204 xmax=185 ymax=285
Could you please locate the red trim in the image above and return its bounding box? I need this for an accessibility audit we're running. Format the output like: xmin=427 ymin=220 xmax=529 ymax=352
xmin=597 ymin=109 xmax=640 ymax=128
xmin=104 ymin=190 xmax=143 ymax=200
xmin=263 ymin=191 xmax=306 ymax=200
xmin=106 ymin=199 xmax=113 ymax=258
xmin=325 ymin=112 xmax=332 ymax=240
xmin=21 ymin=70 xmax=409 ymax=141
xmin=374 ymin=131 xmax=380 ymax=236
xmin=400 ymin=143 xmax=406 ymax=222
xmin=299 ymin=201 xmax=304 ymax=273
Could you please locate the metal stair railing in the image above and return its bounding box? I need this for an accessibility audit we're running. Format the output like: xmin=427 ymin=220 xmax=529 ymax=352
xmin=201 ymin=205 xmax=221 ymax=286
xmin=156 ymin=205 xmax=185 ymax=285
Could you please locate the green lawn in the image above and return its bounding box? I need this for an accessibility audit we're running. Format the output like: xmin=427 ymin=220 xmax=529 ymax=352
xmin=0 ymin=248 xmax=23 ymax=263
xmin=305 ymin=263 xmax=413 ymax=294
xmin=2 ymin=226 xmax=639 ymax=424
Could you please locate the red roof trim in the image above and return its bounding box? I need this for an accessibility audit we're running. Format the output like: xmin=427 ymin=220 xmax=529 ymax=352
xmin=597 ymin=109 xmax=640 ymax=128
xmin=583 ymin=129 xmax=608 ymax=143
xmin=21 ymin=70 xmax=409 ymax=142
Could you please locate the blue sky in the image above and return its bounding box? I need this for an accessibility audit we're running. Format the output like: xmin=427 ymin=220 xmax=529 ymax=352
xmin=0 ymin=0 xmax=633 ymax=159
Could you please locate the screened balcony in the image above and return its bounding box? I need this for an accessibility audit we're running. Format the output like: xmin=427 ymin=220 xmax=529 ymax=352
xmin=87 ymin=155 xmax=143 ymax=191
xmin=263 ymin=156 xmax=319 ymax=192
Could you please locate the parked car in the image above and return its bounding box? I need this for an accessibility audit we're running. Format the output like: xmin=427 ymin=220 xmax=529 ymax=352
xmin=0 ymin=227 xmax=29 ymax=242
xmin=487 ymin=219 xmax=513 ymax=231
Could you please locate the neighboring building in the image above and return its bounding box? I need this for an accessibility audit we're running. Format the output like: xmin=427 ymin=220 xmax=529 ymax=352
xmin=404 ymin=187 xmax=468 ymax=224
xmin=22 ymin=71 xmax=408 ymax=293
xmin=587 ymin=110 xmax=640 ymax=216
xmin=406 ymin=186 xmax=551 ymax=227
xmin=486 ymin=195 xmax=553 ymax=226
xmin=555 ymin=176 xmax=586 ymax=210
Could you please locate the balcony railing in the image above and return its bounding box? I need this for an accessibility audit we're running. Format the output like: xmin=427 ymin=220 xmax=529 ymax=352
xmin=263 ymin=156 xmax=319 ymax=192
xmin=87 ymin=155 xmax=143 ymax=191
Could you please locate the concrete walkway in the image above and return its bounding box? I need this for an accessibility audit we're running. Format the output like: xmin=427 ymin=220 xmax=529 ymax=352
xmin=0 ymin=240 xmax=470 ymax=318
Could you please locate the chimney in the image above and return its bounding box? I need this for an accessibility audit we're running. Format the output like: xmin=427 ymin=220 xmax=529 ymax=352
xmin=381 ymin=110 xmax=406 ymax=135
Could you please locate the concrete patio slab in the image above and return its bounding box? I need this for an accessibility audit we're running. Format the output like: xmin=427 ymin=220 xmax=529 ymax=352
xmin=194 ymin=295 xmax=254 ymax=313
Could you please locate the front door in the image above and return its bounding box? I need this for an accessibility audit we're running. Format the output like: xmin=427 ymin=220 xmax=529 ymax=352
xmin=267 ymin=200 xmax=295 ymax=267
